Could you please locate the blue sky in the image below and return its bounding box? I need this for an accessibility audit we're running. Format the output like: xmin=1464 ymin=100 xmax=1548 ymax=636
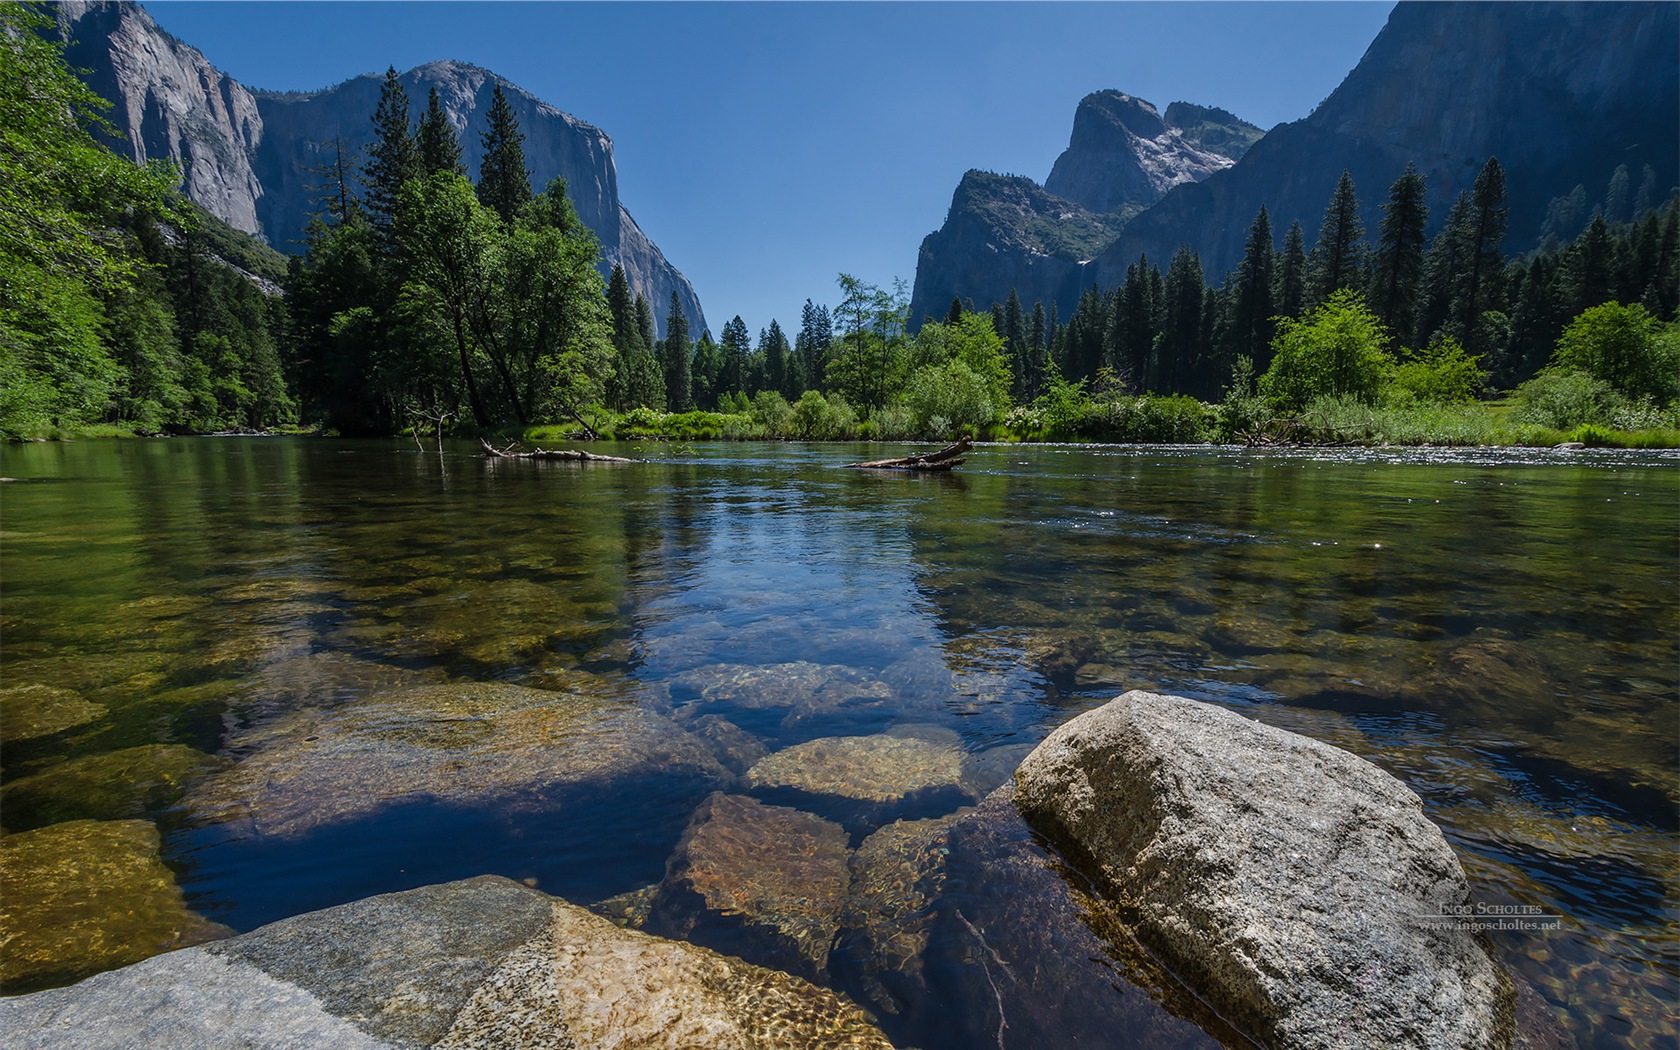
xmin=145 ymin=1 xmax=1395 ymax=338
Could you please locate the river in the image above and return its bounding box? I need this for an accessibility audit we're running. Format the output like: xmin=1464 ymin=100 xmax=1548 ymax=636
xmin=1 ymin=438 xmax=1674 ymax=1047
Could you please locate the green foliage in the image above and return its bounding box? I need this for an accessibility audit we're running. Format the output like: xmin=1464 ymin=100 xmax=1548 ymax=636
xmin=1390 ymin=336 xmax=1485 ymax=404
xmin=1259 ymin=291 xmax=1394 ymax=412
xmin=1215 ymin=355 xmax=1270 ymax=442
xmin=1511 ymin=369 xmax=1625 ymax=429
xmin=903 ymin=360 xmax=997 ymax=437
xmin=789 ymin=390 xmax=858 ymax=440
xmin=910 ymin=314 xmax=1013 ymax=409
xmin=1552 ymin=302 xmax=1679 ymax=405
xmin=476 ymin=84 xmax=531 ymax=225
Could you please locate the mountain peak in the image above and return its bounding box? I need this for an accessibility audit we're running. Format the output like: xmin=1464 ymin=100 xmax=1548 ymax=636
xmin=1044 ymin=89 xmax=1246 ymax=216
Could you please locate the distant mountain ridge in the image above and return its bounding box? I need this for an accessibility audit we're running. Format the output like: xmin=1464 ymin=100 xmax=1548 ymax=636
xmin=912 ymin=1 xmax=1678 ymax=325
xmin=909 ymin=92 xmax=1260 ymax=325
xmin=53 ymin=1 xmax=706 ymax=337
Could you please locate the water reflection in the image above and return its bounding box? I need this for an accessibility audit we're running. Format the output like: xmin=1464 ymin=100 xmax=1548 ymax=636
xmin=0 ymin=438 xmax=1674 ymax=1046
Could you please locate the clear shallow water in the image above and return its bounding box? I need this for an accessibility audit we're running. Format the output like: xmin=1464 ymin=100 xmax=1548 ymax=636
xmin=1 ymin=438 xmax=1675 ymax=1046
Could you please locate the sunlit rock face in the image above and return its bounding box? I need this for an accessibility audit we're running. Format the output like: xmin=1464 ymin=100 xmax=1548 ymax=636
xmin=52 ymin=2 xmax=706 ymax=337
xmin=0 ymin=876 xmax=895 ymax=1049
xmin=908 ymin=92 xmax=1259 ymax=326
xmin=1098 ymin=1 xmax=1680 ymax=282
xmin=1014 ymin=690 xmax=1516 ymax=1050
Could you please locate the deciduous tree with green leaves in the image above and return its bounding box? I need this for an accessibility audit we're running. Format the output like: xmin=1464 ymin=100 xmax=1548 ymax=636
xmin=1259 ymin=290 xmax=1394 ymax=411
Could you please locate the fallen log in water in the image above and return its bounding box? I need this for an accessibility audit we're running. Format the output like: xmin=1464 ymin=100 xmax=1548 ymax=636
xmin=479 ymin=438 xmax=638 ymax=463
xmin=845 ymin=437 xmax=971 ymax=471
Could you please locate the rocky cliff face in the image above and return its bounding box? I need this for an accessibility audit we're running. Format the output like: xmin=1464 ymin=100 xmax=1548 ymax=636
xmin=909 ymin=92 xmax=1258 ymax=326
xmin=56 ymin=0 xmax=265 ymax=234
xmin=1097 ymin=1 xmax=1680 ymax=284
xmin=1043 ymin=91 xmax=1252 ymax=216
xmin=53 ymin=3 xmax=705 ymax=337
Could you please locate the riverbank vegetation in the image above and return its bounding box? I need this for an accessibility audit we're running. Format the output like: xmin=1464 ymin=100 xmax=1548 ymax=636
xmin=3 ymin=4 xmax=1676 ymax=449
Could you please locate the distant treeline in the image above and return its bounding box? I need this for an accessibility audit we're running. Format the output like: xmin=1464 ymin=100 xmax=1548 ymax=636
xmin=3 ymin=0 xmax=1675 ymax=442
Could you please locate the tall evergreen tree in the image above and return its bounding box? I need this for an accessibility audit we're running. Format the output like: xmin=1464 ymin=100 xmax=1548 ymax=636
xmin=1308 ymin=170 xmax=1364 ymax=306
xmin=477 ymin=83 xmax=531 ymax=224
xmin=1061 ymin=285 xmax=1107 ymax=384
xmin=1413 ymin=191 xmax=1472 ymax=347
xmin=305 ymin=135 xmax=362 ymax=227
xmin=662 ymin=292 xmax=692 ymax=411
xmin=1367 ymin=163 xmax=1428 ymax=338
xmin=719 ymin=315 xmax=751 ymax=397
xmin=1561 ymin=214 xmax=1617 ymax=316
xmin=945 ymin=296 xmax=964 ymax=326
xmin=362 ymin=67 xmax=418 ymax=232
xmin=1026 ymin=300 xmax=1047 ymax=401
xmin=795 ymin=299 xmax=832 ymax=391
xmin=635 ymin=294 xmax=657 ymax=354
xmin=1456 ymin=156 xmax=1508 ymax=355
xmin=1157 ymin=246 xmax=1205 ymax=394
xmin=690 ymin=331 xmax=721 ymax=408
xmin=1003 ymin=289 xmax=1027 ymax=401
xmin=761 ymin=319 xmax=791 ymax=399
xmin=1275 ymin=221 xmax=1308 ymax=320
xmin=417 ymin=87 xmax=465 ymax=177
xmin=605 ymin=264 xmax=641 ymax=410
xmin=1228 ymin=205 xmax=1277 ymax=369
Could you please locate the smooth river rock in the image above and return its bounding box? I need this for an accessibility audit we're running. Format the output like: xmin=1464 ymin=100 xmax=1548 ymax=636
xmin=0 ymin=876 xmax=892 ymax=1049
xmin=1013 ymin=690 xmax=1515 ymax=1050
xmin=647 ymin=793 xmax=851 ymax=981
xmin=0 ymin=820 xmax=229 ymax=993
xmin=185 ymin=682 xmax=727 ymax=837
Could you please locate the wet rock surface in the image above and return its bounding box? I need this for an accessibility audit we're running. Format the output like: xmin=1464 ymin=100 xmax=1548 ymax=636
xmin=185 ymin=682 xmax=728 ymax=838
xmin=746 ymin=729 xmax=970 ymax=809
xmin=0 ymin=876 xmax=892 ymax=1049
xmin=648 ymin=793 xmax=851 ymax=981
xmin=0 ymin=685 xmax=105 ymax=743
xmin=1015 ymin=690 xmax=1516 ymax=1050
xmin=0 ymin=820 xmax=229 ymax=993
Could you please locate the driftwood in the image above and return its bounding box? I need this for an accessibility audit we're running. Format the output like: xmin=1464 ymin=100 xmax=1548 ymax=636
xmin=845 ymin=437 xmax=972 ymax=471
xmin=479 ymin=438 xmax=637 ymax=463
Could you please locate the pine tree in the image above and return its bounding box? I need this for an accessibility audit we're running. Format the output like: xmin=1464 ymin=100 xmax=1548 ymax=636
xmin=1367 ymin=163 xmax=1428 ymax=338
xmin=417 ymin=87 xmax=465 ymax=177
xmin=1157 ymin=246 xmax=1205 ymax=394
xmin=1456 ymin=157 xmax=1508 ymax=356
xmin=605 ymin=264 xmax=640 ymax=410
xmin=362 ymin=67 xmax=418 ymax=231
xmin=635 ymin=294 xmax=656 ymax=354
xmin=1603 ymin=164 xmax=1631 ymax=225
xmin=1275 ymin=221 xmax=1307 ymax=320
xmin=1228 ymin=205 xmax=1276 ymax=369
xmin=477 ymin=83 xmax=531 ymax=224
xmin=662 ymin=292 xmax=692 ymax=411
xmin=796 ymin=299 xmax=832 ymax=391
xmin=1308 ymin=170 xmax=1363 ymax=306
xmin=1562 ymin=214 xmax=1617 ymax=316
xmin=762 ymin=319 xmax=791 ymax=399
xmin=1026 ymin=300 xmax=1047 ymax=401
xmin=945 ymin=296 xmax=964 ymax=326
xmin=1003 ymin=289 xmax=1027 ymax=401
xmin=1413 ymin=191 xmax=1471 ymax=347
xmin=305 ymin=135 xmax=362 ymax=227
xmin=719 ymin=315 xmax=750 ymax=397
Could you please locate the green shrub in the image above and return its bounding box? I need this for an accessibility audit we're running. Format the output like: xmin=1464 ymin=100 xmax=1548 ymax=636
xmin=1553 ymin=302 xmax=1679 ymax=405
xmin=1512 ymin=369 xmax=1623 ymax=429
xmin=869 ymin=403 xmax=916 ymax=439
xmin=1391 ymin=336 xmax=1485 ymax=404
xmin=903 ymin=360 xmax=996 ymax=436
xmin=749 ymin=391 xmax=792 ymax=437
xmin=1260 ymin=290 xmax=1394 ymax=411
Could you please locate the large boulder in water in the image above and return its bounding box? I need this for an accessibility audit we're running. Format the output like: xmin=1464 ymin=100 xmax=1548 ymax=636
xmin=1013 ymin=690 xmax=1515 ymax=1050
xmin=0 ymin=875 xmax=893 ymax=1049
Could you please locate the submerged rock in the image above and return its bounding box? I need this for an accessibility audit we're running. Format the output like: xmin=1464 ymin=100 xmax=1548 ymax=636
xmin=0 ymin=876 xmax=892 ymax=1049
xmin=185 ymin=681 xmax=727 ymax=838
xmin=1014 ymin=690 xmax=1515 ymax=1050
xmin=648 ymin=793 xmax=851 ymax=981
xmin=746 ymin=730 xmax=970 ymax=806
xmin=906 ymin=786 xmax=1232 ymax=1049
xmin=837 ymin=811 xmax=967 ymax=1018
xmin=0 ymin=820 xmax=229 ymax=992
xmin=0 ymin=685 xmax=105 ymax=743
xmin=0 ymin=745 xmax=224 ymax=830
